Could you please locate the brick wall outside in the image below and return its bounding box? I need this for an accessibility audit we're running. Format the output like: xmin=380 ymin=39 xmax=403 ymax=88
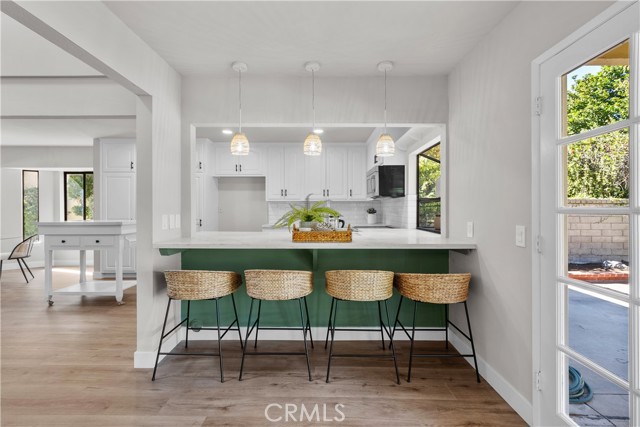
xmin=568 ymin=199 xmax=629 ymax=264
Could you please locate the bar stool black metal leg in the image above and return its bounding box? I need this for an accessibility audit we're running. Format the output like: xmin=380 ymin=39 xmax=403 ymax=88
xmin=214 ymin=297 xmax=224 ymax=383
xmin=377 ymin=301 xmax=385 ymax=350
xmin=231 ymin=293 xmax=244 ymax=351
xmin=389 ymin=296 xmax=404 ymax=348
xmin=445 ymin=304 xmax=449 ymax=349
xmin=239 ymin=298 xmax=255 ymax=381
xmin=326 ymin=299 xmax=338 ymax=383
xmin=303 ymin=296 xmax=314 ymax=349
xmin=407 ymin=300 xmax=418 ymax=383
xmin=298 ymin=298 xmax=312 ymax=381
xmin=324 ymin=297 xmax=335 ymax=349
xmin=152 ymin=297 xmax=172 ymax=381
xmin=384 ymin=299 xmax=400 ymax=384
xmin=185 ymin=300 xmax=191 ymax=348
xmin=464 ymin=301 xmax=481 ymax=383
xmin=254 ymin=299 xmax=262 ymax=349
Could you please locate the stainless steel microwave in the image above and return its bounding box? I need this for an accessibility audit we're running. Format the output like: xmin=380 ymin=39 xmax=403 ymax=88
xmin=366 ymin=165 xmax=405 ymax=198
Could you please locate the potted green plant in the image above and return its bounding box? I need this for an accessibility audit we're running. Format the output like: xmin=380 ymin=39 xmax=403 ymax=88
xmin=367 ymin=207 xmax=377 ymax=225
xmin=274 ymin=201 xmax=341 ymax=231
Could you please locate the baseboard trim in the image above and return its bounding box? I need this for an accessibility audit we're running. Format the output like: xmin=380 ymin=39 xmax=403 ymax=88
xmin=0 ymin=260 xmax=95 ymax=270
xmin=133 ymin=327 xmax=445 ymax=369
xmin=448 ymin=327 xmax=533 ymax=426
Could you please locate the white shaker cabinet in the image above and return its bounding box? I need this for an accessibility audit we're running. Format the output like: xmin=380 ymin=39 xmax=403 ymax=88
xmin=303 ymin=144 xmax=365 ymax=201
xmin=325 ymin=145 xmax=349 ymax=200
xmin=347 ymin=146 xmax=367 ymax=200
xmin=266 ymin=145 xmax=304 ymax=200
xmin=213 ymin=144 xmax=265 ymax=176
xmin=94 ymin=139 xmax=136 ymax=277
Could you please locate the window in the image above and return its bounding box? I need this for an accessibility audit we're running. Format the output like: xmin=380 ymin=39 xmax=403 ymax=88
xmin=417 ymin=143 xmax=441 ymax=233
xmin=22 ymin=170 xmax=39 ymax=239
xmin=64 ymin=172 xmax=94 ymax=221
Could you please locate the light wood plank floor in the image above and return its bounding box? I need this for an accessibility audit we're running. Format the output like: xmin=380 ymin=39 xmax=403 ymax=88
xmin=1 ymin=267 xmax=525 ymax=426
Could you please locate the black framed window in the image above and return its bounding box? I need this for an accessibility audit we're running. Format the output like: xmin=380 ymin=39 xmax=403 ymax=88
xmin=22 ymin=170 xmax=39 ymax=239
xmin=417 ymin=143 xmax=441 ymax=233
xmin=64 ymin=172 xmax=94 ymax=221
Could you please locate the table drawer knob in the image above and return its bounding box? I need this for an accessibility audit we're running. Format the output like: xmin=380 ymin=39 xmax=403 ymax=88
xmin=95 ymin=240 xmax=100 ymax=243
xmin=61 ymin=240 xmax=66 ymax=243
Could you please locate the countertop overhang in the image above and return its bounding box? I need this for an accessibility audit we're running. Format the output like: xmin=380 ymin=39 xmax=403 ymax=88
xmin=154 ymin=229 xmax=476 ymax=250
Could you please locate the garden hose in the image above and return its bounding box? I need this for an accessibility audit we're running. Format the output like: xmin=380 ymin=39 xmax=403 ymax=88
xmin=569 ymin=366 xmax=593 ymax=404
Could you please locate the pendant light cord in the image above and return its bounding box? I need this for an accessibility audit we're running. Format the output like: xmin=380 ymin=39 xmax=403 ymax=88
xmin=312 ymin=69 xmax=316 ymax=129
xmin=238 ymin=69 xmax=242 ymax=133
xmin=384 ymin=69 xmax=387 ymax=134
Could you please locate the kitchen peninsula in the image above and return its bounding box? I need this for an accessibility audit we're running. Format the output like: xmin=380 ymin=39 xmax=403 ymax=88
xmin=156 ymin=229 xmax=475 ymax=329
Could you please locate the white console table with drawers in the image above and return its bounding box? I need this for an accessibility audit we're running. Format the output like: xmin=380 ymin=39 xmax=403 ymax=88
xmin=38 ymin=221 xmax=136 ymax=305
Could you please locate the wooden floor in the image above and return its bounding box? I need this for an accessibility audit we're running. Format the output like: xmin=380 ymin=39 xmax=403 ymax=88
xmin=1 ymin=267 xmax=525 ymax=426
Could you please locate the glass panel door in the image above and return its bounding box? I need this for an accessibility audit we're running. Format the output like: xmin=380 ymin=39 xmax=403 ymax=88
xmin=538 ymin=4 xmax=638 ymax=425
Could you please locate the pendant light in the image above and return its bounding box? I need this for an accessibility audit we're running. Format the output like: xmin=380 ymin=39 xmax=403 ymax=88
xmin=376 ymin=61 xmax=395 ymax=157
xmin=230 ymin=61 xmax=249 ymax=155
xmin=303 ymin=62 xmax=322 ymax=156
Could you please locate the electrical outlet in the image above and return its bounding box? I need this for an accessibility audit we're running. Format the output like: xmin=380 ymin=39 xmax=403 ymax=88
xmin=466 ymin=221 xmax=474 ymax=238
xmin=516 ymin=225 xmax=526 ymax=247
xmin=161 ymin=214 xmax=168 ymax=230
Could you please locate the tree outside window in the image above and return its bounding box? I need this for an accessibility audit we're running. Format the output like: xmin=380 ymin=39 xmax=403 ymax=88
xmin=22 ymin=170 xmax=39 ymax=239
xmin=417 ymin=143 xmax=441 ymax=233
xmin=65 ymin=172 xmax=94 ymax=221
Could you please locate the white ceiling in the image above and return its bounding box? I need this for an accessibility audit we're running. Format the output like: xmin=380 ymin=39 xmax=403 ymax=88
xmin=104 ymin=1 xmax=519 ymax=77
xmin=1 ymin=118 xmax=136 ymax=146
xmin=0 ymin=13 xmax=102 ymax=76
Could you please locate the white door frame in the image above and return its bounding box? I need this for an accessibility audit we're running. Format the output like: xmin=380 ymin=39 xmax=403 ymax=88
xmin=532 ymin=2 xmax=639 ymax=425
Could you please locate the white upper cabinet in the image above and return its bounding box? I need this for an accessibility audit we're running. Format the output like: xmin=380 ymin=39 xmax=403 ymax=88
xmin=267 ymin=144 xmax=305 ymax=200
xmin=347 ymin=146 xmax=367 ymax=200
xmin=303 ymin=144 xmax=366 ymax=201
xmin=213 ymin=144 xmax=265 ymax=176
xmin=102 ymin=140 xmax=136 ymax=172
xmin=102 ymin=173 xmax=136 ymax=221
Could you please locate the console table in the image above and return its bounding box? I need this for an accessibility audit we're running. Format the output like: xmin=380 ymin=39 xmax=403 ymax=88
xmin=38 ymin=221 xmax=136 ymax=305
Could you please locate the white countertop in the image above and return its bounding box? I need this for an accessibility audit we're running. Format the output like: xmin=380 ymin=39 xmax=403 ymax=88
xmin=154 ymin=229 xmax=475 ymax=250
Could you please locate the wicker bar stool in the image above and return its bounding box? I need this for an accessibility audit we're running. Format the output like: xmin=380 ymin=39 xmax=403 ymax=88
xmin=392 ymin=273 xmax=480 ymax=383
xmin=152 ymin=270 xmax=243 ymax=382
xmin=325 ymin=270 xmax=400 ymax=384
xmin=239 ymin=269 xmax=314 ymax=381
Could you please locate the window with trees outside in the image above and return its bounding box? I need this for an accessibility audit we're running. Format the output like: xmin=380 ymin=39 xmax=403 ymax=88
xmin=417 ymin=143 xmax=441 ymax=233
xmin=22 ymin=170 xmax=39 ymax=240
xmin=64 ymin=172 xmax=94 ymax=221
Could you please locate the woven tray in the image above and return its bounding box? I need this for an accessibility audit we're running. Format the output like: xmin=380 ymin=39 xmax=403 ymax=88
xmin=292 ymin=225 xmax=352 ymax=243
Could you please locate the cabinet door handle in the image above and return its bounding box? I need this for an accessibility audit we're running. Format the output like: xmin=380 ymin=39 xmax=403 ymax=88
xmin=285 ymin=189 xmax=288 ymax=196
xmin=350 ymin=189 xmax=352 ymax=197
xmin=281 ymin=189 xmax=283 ymax=197
xmin=322 ymin=190 xmax=325 ymax=197
xmin=235 ymin=164 xmax=238 ymax=172
xmin=130 ymin=161 xmax=134 ymax=170
xmin=95 ymin=240 xmax=100 ymax=243
xmin=239 ymin=164 xmax=242 ymax=172
xmin=199 ymin=161 xmax=202 ymax=170
xmin=199 ymin=219 xmax=202 ymax=227
xmin=327 ymin=189 xmax=330 ymax=197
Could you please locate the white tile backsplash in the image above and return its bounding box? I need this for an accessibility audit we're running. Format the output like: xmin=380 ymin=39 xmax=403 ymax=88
xmin=268 ymin=200 xmax=383 ymax=226
xmin=381 ymin=195 xmax=416 ymax=229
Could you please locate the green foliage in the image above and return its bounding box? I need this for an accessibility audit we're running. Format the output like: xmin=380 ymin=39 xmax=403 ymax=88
xmin=418 ymin=145 xmax=440 ymax=199
xmin=566 ymin=66 xmax=629 ymax=199
xmin=274 ymin=201 xmax=341 ymax=230
xmin=23 ymin=186 xmax=39 ymax=239
xmin=66 ymin=173 xmax=94 ymax=220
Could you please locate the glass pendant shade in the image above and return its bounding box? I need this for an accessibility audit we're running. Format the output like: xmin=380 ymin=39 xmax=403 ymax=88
xmin=376 ymin=133 xmax=395 ymax=157
xmin=303 ymin=132 xmax=322 ymax=156
xmin=230 ymin=132 xmax=250 ymax=155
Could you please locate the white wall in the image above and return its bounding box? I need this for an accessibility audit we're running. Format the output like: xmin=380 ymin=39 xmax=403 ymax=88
xmin=217 ymin=177 xmax=267 ymax=231
xmin=1 ymin=146 xmax=93 ymax=169
xmin=447 ymin=0 xmax=612 ymax=421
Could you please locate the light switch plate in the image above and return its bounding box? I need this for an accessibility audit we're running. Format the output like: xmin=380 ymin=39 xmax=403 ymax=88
xmin=516 ymin=225 xmax=526 ymax=247
xmin=176 ymin=214 xmax=181 ymax=228
xmin=161 ymin=214 xmax=168 ymax=230
xmin=169 ymin=214 xmax=176 ymax=229
xmin=466 ymin=221 xmax=474 ymax=238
